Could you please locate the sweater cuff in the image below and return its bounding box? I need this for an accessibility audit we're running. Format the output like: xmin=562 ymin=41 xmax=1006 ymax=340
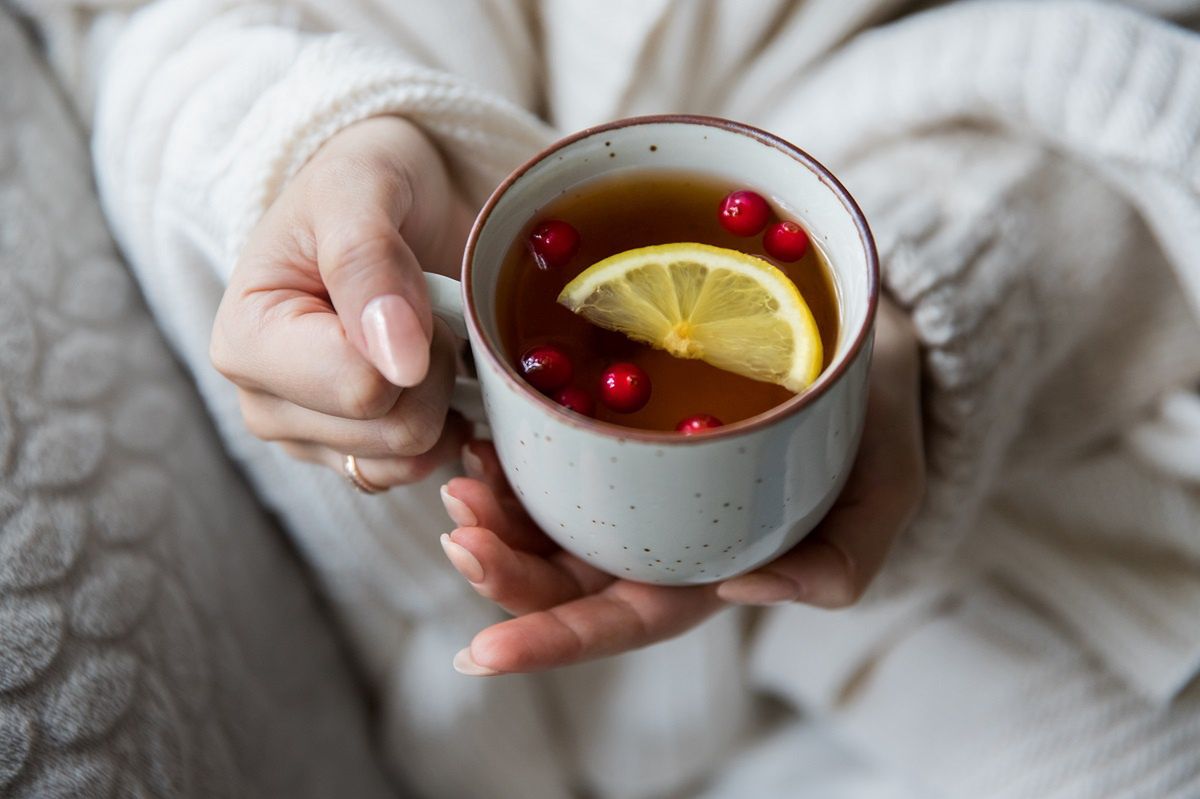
xmin=196 ymin=33 xmax=554 ymax=280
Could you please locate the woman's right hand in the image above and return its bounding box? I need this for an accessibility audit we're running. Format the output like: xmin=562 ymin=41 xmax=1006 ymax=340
xmin=210 ymin=116 xmax=474 ymax=488
xmin=438 ymin=299 xmax=923 ymax=675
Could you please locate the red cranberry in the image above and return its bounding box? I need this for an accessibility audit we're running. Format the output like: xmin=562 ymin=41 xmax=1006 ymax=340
xmin=676 ymin=414 xmax=724 ymax=434
xmin=599 ymin=362 xmax=651 ymax=413
xmin=718 ymin=190 xmax=771 ymax=236
xmin=763 ymin=220 xmax=810 ymax=262
xmin=554 ymin=386 xmax=595 ymax=417
xmin=528 ymin=220 xmax=580 ymax=269
xmin=519 ymin=345 xmax=572 ymax=393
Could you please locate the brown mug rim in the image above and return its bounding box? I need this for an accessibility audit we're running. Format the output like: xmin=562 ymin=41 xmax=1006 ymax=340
xmin=461 ymin=113 xmax=879 ymax=445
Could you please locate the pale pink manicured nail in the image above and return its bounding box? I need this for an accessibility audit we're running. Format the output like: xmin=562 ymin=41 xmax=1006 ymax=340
xmin=440 ymin=533 xmax=485 ymax=583
xmin=461 ymin=445 xmax=485 ymax=479
xmin=361 ymin=295 xmax=429 ymax=387
xmin=453 ymin=647 xmax=499 ymax=676
xmin=717 ymin=572 xmax=802 ymax=605
xmin=440 ymin=484 xmax=478 ymax=527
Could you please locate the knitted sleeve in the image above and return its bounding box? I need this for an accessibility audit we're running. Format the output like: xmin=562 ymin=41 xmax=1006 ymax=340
xmin=844 ymin=131 xmax=1200 ymax=596
xmin=755 ymin=0 xmax=1200 ymax=595
xmin=86 ymin=2 xmax=551 ymax=280
xmin=4 ymin=0 xmax=565 ymax=628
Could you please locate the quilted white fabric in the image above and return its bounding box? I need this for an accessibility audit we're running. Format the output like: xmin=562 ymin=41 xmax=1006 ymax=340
xmin=0 ymin=14 xmax=398 ymax=798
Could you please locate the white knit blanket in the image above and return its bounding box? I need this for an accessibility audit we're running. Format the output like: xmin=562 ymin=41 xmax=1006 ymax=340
xmin=0 ymin=11 xmax=399 ymax=797
xmin=16 ymin=1 xmax=1200 ymax=797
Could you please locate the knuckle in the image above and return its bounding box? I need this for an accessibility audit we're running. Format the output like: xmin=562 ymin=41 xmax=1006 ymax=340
xmin=242 ymin=418 xmax=269 ymax=442
xmin=325 ymin=229 xmax=403 ymax=282
xmin=379 ymin=417 xmax=416 ymax=457
xmin=209 ymin=339 xmax=233 ymax=381
xmin=238 ymin=404 xmax=276 ymax=443
xmin=337 ymin=367 xmax=397 ymax=420
xmin=381 ymin=406 xmax=443 ymax=456
xmin=210 ymin=287 xmax=272 ymax=386
xmin=410 ymin=402 xmax=448 ymax=452
xmin=209 ymin=321 xmax=241 ymax=382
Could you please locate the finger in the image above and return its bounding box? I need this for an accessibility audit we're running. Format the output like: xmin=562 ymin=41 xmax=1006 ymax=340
xmin=458 ymin=441 xmax=544 ymax=547
xmin=441 ymin=478 xmax=557 ymax=555
xmin=305 ymin=126 xmax=440 ymax=388
xmin=455 ymin=581 xmax=725 ymax=675
xmin=461 ymin=440 xmax=512 ymax=495
xmin=239 ymin=323 xmax=457 ymax=457
xmin=273 ymin=413 xmax=467 ymax=489
xmin=715 ymin=486 xmax=913 ymax=608
xmin=440 ymin=526 xmax=611 ymax=615
xmin=353 ymin=412 xmax=471 ymax=487
xmin=277 ymin=440 xmax=329 ymax=466
xmin=213 ymin=269 xmax=404 ymax=420
xmin=716 ymin=411 xmax=921 ymax=608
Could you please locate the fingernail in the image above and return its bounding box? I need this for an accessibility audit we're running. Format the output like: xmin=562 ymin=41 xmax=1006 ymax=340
xmin=717 ymin=572 xmax=802 ymax=605
xmin=440 ymin=533 xmax=485 ymax=583
xmin=453 ymin=646 xmax=499 ymax=677
xmin=361 ymin=295 xmax=429 ymax=387
xmin=440 ymin=484 xmax=478 ymax=527
xmin=461 ymin=445 xmax=485 ymax=479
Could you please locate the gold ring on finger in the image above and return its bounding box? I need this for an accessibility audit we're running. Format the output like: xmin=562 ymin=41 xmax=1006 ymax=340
xmin=343 ymin=454 xmax=385 ymax=495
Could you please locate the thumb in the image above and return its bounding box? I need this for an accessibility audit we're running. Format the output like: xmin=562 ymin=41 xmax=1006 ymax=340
xmin=314 ymin=206 xmax=434 ymax=388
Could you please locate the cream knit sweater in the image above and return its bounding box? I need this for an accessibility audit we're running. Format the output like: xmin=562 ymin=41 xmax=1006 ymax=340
xmin=19 ymin=1 xmax=1200 ymax=797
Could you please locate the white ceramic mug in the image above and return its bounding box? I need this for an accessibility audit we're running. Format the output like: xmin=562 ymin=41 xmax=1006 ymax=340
xmin=426 ymin=115 xmax=878 ymax=585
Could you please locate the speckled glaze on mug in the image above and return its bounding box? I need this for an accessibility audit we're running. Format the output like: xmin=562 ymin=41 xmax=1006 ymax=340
xmin=429 ymin=115 xmax=878 ymax=585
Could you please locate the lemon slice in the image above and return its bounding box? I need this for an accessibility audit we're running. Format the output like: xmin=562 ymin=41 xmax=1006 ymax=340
xmin=557 ymin=243 xmax=822 ymax=392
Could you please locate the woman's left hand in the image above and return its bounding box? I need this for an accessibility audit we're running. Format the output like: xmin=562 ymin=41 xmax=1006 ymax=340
xmin=441 ymin=298 xmax=924 ymax=676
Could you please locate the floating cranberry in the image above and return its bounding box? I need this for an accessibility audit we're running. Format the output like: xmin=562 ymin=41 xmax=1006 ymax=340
xmin=519 ymin=345 xmax=573 ymax=393
xmin=599 ymin=362 xmax=651 ymax=413
xmin=528 ymin=220 xmax=580 ymax=269
xmin=717 ymin=190 xmax=771 ymax=236
xmin=554 ymin=386 xmax=595 ymax=417
xmin=676 ymin=414 xmax=724 ymax=434
xmin=763 ymin=220 xmax=810 ymax=262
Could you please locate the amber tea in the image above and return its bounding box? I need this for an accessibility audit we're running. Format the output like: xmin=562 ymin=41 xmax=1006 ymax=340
xmin=496 ymin=170 xmax=839 ymax=432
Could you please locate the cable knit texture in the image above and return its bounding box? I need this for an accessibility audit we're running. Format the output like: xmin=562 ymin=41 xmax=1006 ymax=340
xmin=9 ymin=1 xmax=1200 ymax=798
xmin=0 ymin=14 xmax=398 ymax=798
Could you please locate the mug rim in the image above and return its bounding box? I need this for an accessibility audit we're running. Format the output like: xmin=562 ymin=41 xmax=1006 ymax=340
xmin=462 ymin=113 xmax=879 ymax=445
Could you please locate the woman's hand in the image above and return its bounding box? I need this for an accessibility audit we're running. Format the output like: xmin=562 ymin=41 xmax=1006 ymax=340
xmin=713 ymin=299 xmax=924 ymax=606
xmin=211 ymin=117 xmax=474 ymax=487
xmin=440 ymin=298 xmax=924 ymax=675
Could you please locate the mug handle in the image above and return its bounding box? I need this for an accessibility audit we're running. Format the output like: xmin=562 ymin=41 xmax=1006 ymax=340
xmin=425 ymin=272 xmax=468 ymax=339
xmin=425 ymin=272 xmax=487 ymax=427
